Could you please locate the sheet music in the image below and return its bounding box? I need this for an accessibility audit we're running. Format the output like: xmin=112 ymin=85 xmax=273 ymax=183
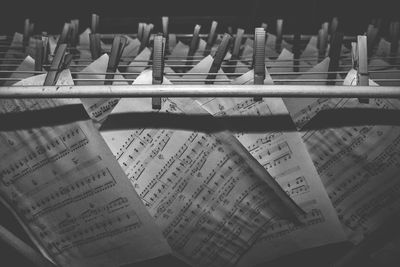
xmin=101 ymin=70 xmax=301 ymax=267
xmin=283 ymin=69 xmax=400 ymax=243
xmin=242 ymin=39 xmax=280 ymax=60
xmin=265 ymin=33 xmax=293 ymax=52
xmin=48 ymin=36 xmax=58 ymax=55
xmin=3 ymin=55 xmax=35 ymax=86
xmin=268 ymin=48 xmax=295 ymax=81
xmin=121 ymin=36 xmax=141 ymax=59
xmin=77 ymin=28 xmax=108 ymax=59
xmin=375 ymin=38 xmax=391 ymax=58
xmin=124 ymin=47 xmax=151 ymax=80
xmin=192 ymin=69 xmax=345 ymax=266
xmin=369 ymin=58 xmax=400 ymax=86
xmin=1 ymin=33 xmax=25 ymax=72
xmin=76 ymin=54 xmax=127 ymax=124
xmin=300 ymin=36 xmax=318 ymax=71
xmin=168 ymin=34 xmax=177 ymax=51
xmin=283 ymin=58 xmax=340 ymax=129
xmin=177 ymin=55 xmax=229 ymax=84
xmin=0 ymin=71 xmax=171 ymax=266
xmin=78 ymin=28 xmax=91 ymax=49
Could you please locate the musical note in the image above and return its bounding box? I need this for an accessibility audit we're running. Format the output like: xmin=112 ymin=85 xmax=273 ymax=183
xmin=102 ymin=87 xmax=300 ymax=267
xmin=284 ymin=68 xmax=400 ymax=244
xmin=0 ymin=72 xmax=171 ymax=266
xmin=191 ymin=70 xmax=345 ymax=267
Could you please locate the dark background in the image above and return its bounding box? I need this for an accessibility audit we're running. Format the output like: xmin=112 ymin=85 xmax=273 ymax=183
xmin=0 ymin=0 xmax=399 ymax=35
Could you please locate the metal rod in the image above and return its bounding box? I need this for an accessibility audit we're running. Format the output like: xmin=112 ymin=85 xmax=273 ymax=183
xmin=0 ymin=84 xmax=399 ymax=98
xmin=97 ymin=33 xmax=357 ymax=41
xmin=0 ymin=70 xmax=398 ymax=76
xmin=2 ymin=57 xmax=395 ymax=63
xmin=1 ymin=78 xmax=400 ymax=83
xmin=0 ymin=33 xmax=358 ymax=40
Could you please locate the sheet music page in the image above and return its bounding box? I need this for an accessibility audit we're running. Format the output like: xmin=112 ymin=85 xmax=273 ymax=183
xmin=3 ymin=55 xmax=35 ymax=86
xmin=243 ymin=38 xmax=281 ymax=60
xmin=194 ymin=39 xmax=207 ymax=57
xmin=268 ymin=48 xmax=295 ymax=81
xmin=192 ymin=69 xmax=345 ymax=266
xmin=369 ymin=58 xmax=400 ymax=86
xmin=283 ymin=68 xmax=400 ymax=243
xmin=169 ymin=41 xmax=189 ymax=59
xmin=1 ymin=33 xmax=24 ymax=73
xmin=48 ymin=36 xmax=58 ymax=55
xmin=283 ymin=57 xmax=340 ymax=129
xmin=76 ymin=54 xmax=127 ymax=124
xmin=77 ymin=28 xmax=107 ymax=57
xmin=300 ymin=36 xmax=318 ymax=71
xmin=78 ymin=28 xmax=91 ymax=49
xmin=0 ymin=71 xmax=171 ymax=267
xmin=374 ymin=38 xmax=391 ymax=58
xmin=232 ymin=60 xmax=251 ymax=74
xmin=240 ymin=45 xmax=274 ymax=74
xmin=242 ymin=43 xmax=255 ymax=58
xmin=101 ymin=70 xmax=302 ymax=267
xmin=266 ymin=33 xmax=293 ymax=52
xmin=121 ymin=36 xmax=141 ymax=59
xmin=168 ymin=34 xmax=177 ymax=51
xmin=178 ymin=55 xmax=229 ymax=85
xmin=124 ymin=47 xmax=151 ymax=80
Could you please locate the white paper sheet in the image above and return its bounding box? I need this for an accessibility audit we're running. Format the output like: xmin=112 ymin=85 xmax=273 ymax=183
xmin=124 ymin=47 xmax=151 ymax=80
xmin=268 ymin=48 xmax=295 ymax=81
xmin=76 ymin=54 xmax=127 ymax=124
xmin=369 ymin=58 xmax=400 ymax=86
xmin=283 ymin=68 xmax=400 ymax=243
xmin=0 ymin=71 xmax=171 ymax=267
xmin=193 ymin=69 xmax=345 ymax=266
xmin=3 ymin=55 xmax=35 ymax=86
xmin=300 ymin=36 xmax=318 ymax=72
xmin=101 ymin=70 xmax=302 ymax=267
xmin=179 ymin=55 xmax=230 ymax=85
xmin=283 ymin=57 xmax=340 ymax=129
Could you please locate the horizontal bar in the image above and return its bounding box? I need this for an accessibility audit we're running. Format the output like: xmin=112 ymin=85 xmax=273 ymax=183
xmin=0 ymin=33 xmax=358 ymax=41
xmin=1 ymin=70 xmax=398 ymax=76
xmin=98 ymin=33 xmax=358 ymax=41
xmin=0 ymin=84 xmax=399 ymax=98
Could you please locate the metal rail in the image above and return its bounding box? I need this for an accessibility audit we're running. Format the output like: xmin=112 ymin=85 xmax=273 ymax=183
xmin=0 ymin=84 xmax=399 ymax=98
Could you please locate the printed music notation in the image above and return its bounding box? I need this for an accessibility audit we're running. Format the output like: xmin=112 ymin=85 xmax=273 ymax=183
xmin=282 ymin=176 xmax=310 ymax=197
xmin=75 ymin=54 xmax=124 ymax=123
xmin=191 ymin=72 xmax=344 ymax=266
xmin=284 ymin=69 xmax=400 ymax=243
xmin=258 ymin=209 xmax=325 ymax=242
xmin=102 ymin=92 xmax=298 ymax=267
xmin=0 ymin=72 xmax=171 ymax=266
xmin=46 ymin=210 xmax=142 ymax=255
xmin=291 ymin=98 xmax=340 ymax=129
xmin=303 ymin=114 xmax=400 ymax=242
xmin=88 ymin=98 xmax=120 ymax=120
xmin=20 ymin=167 xmax=117 ymax=220
xmin=1 ymin=126 xmax=88 ymax=186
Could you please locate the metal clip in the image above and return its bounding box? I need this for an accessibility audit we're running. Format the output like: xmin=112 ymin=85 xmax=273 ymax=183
xmin=357 ymin=35 xmax=369 ymax=103
xmin=187 ymin=25 xmax=202 ymax=65
xmin=105 ymin=36 xmax=128 ymax=85
xmin=44 ymin=44 xmax=68 ymax=86
xmin=204 ymin=21 xmax=218 ymax=57
xmin=152 ymin=34 xmax=166 ymax=109
xmin=206 ymin=33 xmax=231 ymax=84
xmin=254 ymin=27 xmax=266 ymax=101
